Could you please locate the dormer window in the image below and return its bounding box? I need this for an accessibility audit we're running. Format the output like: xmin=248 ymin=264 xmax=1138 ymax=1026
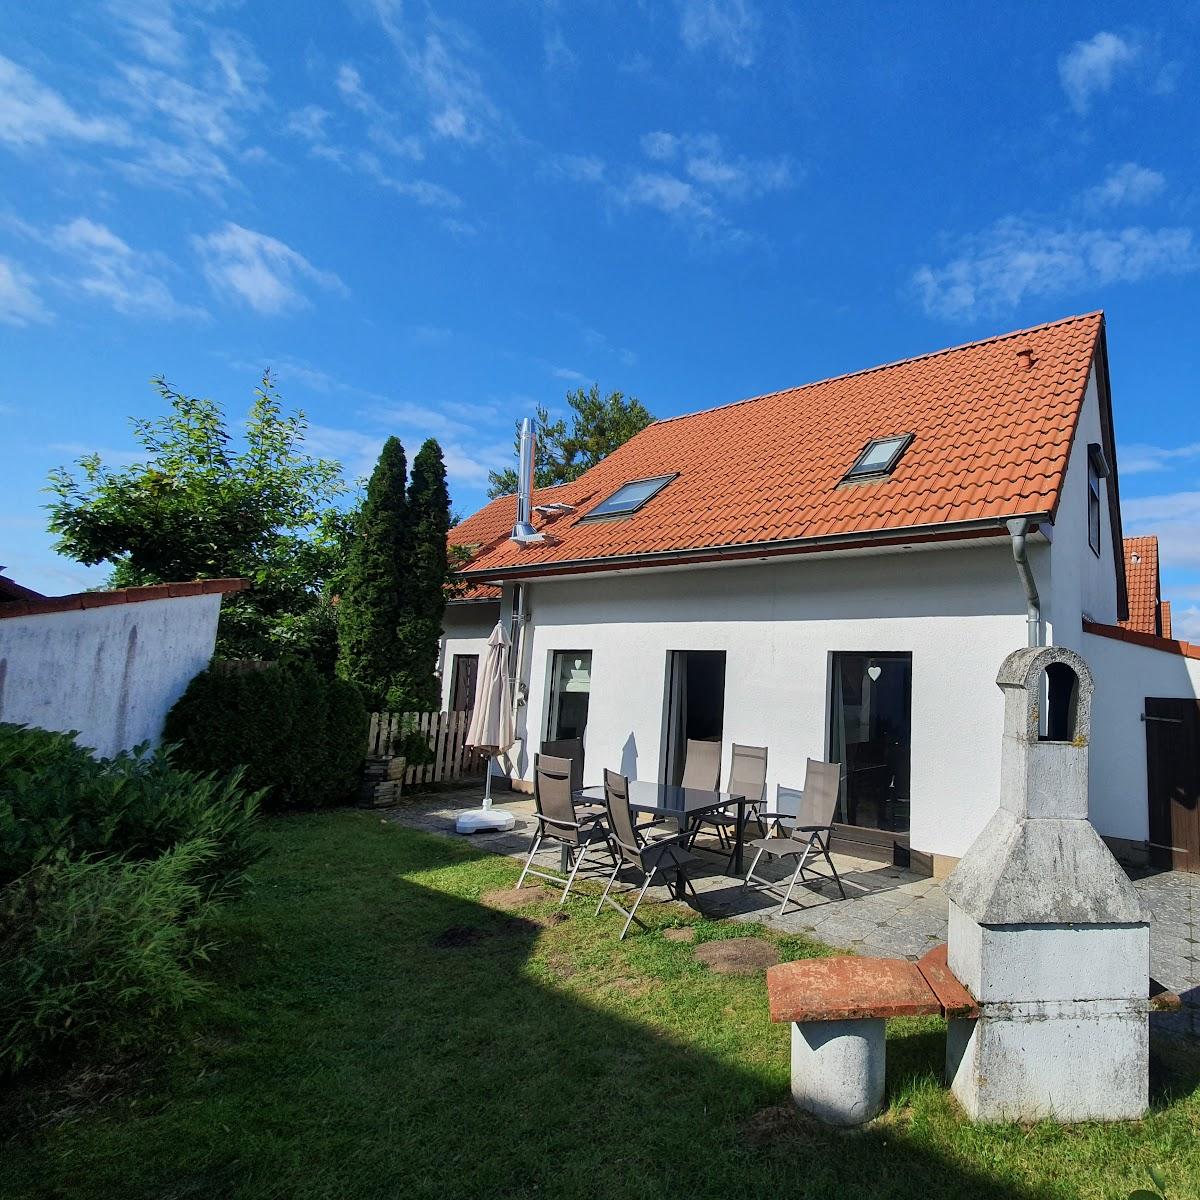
xmin=842 ymin=434 xmax=913 ymax=482
xmin=579 ymin=473 xmax=676 ymax=521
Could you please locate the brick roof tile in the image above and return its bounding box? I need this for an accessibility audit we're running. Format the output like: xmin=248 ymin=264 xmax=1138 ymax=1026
xmin=456 ymin=312 xmax=1104 ymax=581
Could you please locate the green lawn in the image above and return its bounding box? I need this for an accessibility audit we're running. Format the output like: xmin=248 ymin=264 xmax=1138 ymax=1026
xmin=2 ymin=812 xmax=1197 ymax=1200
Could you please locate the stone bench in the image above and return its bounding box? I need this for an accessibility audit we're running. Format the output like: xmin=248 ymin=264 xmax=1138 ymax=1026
xmin=766 ymin=944 xmax=978 ymax=1126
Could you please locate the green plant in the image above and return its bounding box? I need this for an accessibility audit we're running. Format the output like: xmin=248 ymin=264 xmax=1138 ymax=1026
xmin=0 ymin=840 xmax=216 ymax=1076
xmin=390 ymin=719 xmax=435 ymax=767
xmin=0 ymin=724 xmax=264 ymax=902
xmin=46 ymin=372 xmax=349 ymax=661
xmin=164 ymin=661 xmax=369 ymax=810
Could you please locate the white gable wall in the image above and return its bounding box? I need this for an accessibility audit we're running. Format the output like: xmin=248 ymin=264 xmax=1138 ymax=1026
xmin=1044 ymin=361 xmax=1120 ymax=650
xmin=511 ymin=545 xmax=1030 ymax=861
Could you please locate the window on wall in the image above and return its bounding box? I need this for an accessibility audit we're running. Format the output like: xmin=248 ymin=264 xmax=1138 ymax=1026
xmin=547 ymin=651 xmax=592 ymax=742
xmin=449 ymin=655 xmax=479 ymax=712
xmin=1087 ymin=442 xmax=1106 ymax=558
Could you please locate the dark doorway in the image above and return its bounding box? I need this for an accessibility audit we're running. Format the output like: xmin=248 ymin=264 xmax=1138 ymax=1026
xmin=828 ymin=651 xmax=913 ymax=865
xmin=449 ymin=654 xmax=479 ymax=712
xmin=1145 ymin=697 xmax=1200 ymax=873
xmin=664 ymin=650 xmax=726 ymax=786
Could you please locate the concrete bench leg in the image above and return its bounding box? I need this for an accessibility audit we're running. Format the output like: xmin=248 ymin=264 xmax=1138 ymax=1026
xmin=790 ymin=1018 xmax=886 ymax=1126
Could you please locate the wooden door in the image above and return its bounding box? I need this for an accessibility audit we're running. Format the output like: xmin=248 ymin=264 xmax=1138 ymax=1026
xmin=1145 ymin=698 xmax=1200 ymax=872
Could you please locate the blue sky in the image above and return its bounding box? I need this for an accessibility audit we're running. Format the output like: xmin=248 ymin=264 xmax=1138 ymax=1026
xmin=1 ymin=2 xmax=1198 ymax=634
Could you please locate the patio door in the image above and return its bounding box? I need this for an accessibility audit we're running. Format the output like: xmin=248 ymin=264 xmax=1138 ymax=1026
xmin=449 ymin=654 xmax=478 ymax=712
xmin=663 ymin=650 xmax=726 ymax=786
xmin=827 ymin=651 xmax=913 ymax=866
xmin=547 ymin=651 xmax=592 ymax=743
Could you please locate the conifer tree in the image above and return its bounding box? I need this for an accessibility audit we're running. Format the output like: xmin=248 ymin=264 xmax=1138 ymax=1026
xmin=336 ymin=437 xmax=409 ymax=705
xmin=397 ymin=439 xmax=450 ymax=709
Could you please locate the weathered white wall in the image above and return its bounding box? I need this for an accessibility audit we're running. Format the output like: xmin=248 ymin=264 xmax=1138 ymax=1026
xmin=1083 ymin=631 xmax=1200 ymax=842
xmin=512 ymin=545 xmax=1032 ymax=861
xmin=0 ymin=594 xmax=222 ymax=758
xmin=439 ymin=600 xmax=501 ymax=710
xmin=1046 ymin=362 xmax=1121 ymax=647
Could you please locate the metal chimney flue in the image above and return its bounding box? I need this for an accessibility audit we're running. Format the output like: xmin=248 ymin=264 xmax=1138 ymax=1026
xmin=510 ymin=416 xmax=543 ymax=544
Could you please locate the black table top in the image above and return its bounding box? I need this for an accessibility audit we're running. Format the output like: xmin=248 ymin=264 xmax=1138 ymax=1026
xmin=576 ymin=780 xmax=746 ymax=816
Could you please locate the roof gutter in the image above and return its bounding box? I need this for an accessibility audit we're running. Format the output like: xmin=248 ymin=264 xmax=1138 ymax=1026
xmin=1006 ymin=517 xmax=1042 ymax=647
xmin=461 ymin=513 xmax=1052 ymax=583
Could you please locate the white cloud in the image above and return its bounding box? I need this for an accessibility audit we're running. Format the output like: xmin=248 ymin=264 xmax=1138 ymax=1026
xmin=0 ymin=257 xmax=51 ymax=326
xmin=913 ymin=217 xmax=1200 ymax=320
xmin=1119 ymin=442 xmax=1200 ymax=475
xmin=1172 ymin=605 xmax=1200 ymax=640
xmin=363 ymin=1 xmax=508 ymax=148
xmin=678 ymin=0 xmax=760 ymax=68
xmin=1085 ymin=162 xmax=1165 ymax=209
xmin=50 ymin=217 xmax=201 ymax=319
xmin=553 ymin=153 xmax=605 ymax=183
xmin=0 ymin=56 xmax=130 ymax=148
xmin=106 ymin=0 xmax=187 ymax=67
xmin=355 ymin=151 xmax=462 ymax=209
xmin=335 ymin=63 xmax=424 ymax=160
xmin=193 ymin=223 xmax=346 ymax=315
xmin=641 ymin=131 xmax=679 ymax=161
xmin=1059 ymin=31 xmax=1138 ymax=114
xmin=1123 ymin=490 xmax=1200 ymax=569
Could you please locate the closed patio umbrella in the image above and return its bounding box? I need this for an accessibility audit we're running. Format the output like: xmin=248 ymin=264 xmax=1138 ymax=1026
xmin=456 ymin=621 xmax=518 ymax=834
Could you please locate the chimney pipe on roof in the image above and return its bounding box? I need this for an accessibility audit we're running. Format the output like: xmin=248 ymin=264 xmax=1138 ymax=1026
xmin=510 ymin=417 xmax=543 ymax=544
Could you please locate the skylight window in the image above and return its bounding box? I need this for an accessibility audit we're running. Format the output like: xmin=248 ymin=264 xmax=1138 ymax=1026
xmin=843 ymin=434 xmax=913 ymax=482
xmin=580 ymin=473 xmax=676 ymax=520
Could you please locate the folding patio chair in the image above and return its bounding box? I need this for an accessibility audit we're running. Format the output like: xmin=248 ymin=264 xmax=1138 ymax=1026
xmin=688 ymin=743 xmax=768 ymax=861
xmin=594 ymin=769 xmax=700 ymax=940
xmin=516 ymin=754 xmax=612 ymax=905
xmin=742 ymin=758 xmax=847 ymax=915
xmin=679 ymin=738 xmax=721 ymax=790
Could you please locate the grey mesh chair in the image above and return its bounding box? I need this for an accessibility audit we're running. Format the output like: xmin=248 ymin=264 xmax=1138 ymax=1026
xmin=688 ymin=743 xmax=768 ymax=859
xmin=516 ymin=754 xmax=612 ymax=905
xmin=540 ymin=738 xmax=584 ymax=793
xmin=595 ymin=769 xmax=700 ymax=939
xmin=679 ymin=738 xmax=721 ymax=790
xmin=742 ymin=758 xmax=846 ymax=914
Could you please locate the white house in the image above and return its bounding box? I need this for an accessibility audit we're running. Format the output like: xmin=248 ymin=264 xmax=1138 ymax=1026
xmin=440 ymin=312 xmax=1200 ymax=877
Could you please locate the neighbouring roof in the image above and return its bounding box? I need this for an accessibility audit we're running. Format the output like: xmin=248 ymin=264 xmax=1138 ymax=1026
xmin=1084 ymin=618 xmax=1200 ymax=662
xmin=456 ymin=312 xmax=1110 ymax=583
xmin=0 ymin=577 xmax=248 ymax=621
xmin=0 ymin=572 xmax=46 ymax=603
xmin=1120 ymin=536 xmax=1168 ymax=637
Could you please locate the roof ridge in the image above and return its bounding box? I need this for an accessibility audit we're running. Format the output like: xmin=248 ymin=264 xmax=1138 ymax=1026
xmin=653 ymin=310 xmax=1104 ymax=428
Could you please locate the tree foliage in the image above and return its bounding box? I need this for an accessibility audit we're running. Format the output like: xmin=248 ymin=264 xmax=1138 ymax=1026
xmin=335 ymin=437 xmax=410 ymax=707
xmin=46 ymin=374 xmax=347 ymax=661
xmin=397 ymin=439 xmax=451 ymax=710
xmin=486 ymin=383 xmax=653 ymax=498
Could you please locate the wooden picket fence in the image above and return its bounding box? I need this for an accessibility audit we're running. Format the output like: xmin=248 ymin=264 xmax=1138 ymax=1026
xmin=367 ymin=709 xmax=490 ymax=789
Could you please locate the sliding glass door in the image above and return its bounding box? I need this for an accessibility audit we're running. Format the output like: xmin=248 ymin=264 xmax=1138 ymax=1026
xmin=663 ymin=650 xmax=726 ymax=786
xmin=547 ymin=651 xmax=592 ymax=742
xmin=828 ymin=652 xmax=912 ymax=836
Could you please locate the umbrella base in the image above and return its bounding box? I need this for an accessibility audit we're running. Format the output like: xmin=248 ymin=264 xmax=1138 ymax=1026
xmin=456 ymin=808 xmax=517 ymax=834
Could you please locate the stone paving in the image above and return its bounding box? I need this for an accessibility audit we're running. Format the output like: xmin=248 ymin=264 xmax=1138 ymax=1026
xmin=384 ymin=784 xmax=1199 ymax=1037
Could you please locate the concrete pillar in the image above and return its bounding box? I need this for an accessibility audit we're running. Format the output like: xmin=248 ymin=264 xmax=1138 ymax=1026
xmin=944 ymin=646 xmax=1150 ymax=1122
xmin=790 ymin=1018 xmax=886 ymax=1126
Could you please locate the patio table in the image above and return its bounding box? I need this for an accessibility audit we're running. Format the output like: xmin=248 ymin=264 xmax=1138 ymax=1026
xmin=576 ymin=780 xmax=750 ymax=874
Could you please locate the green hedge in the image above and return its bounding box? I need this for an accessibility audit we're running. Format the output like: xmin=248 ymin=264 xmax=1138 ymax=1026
xmin=163 ymin=661 xmax=368 ymax=811
xmin=0 ymin=722 xmax=265 ymax=1076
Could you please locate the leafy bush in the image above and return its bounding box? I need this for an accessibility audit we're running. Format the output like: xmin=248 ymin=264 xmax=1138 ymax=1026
xmin=0 ymin=723 xmax=264 ymax=901
xmin=0 ymin=842 xmax=215 ymax=1076
xmin=164 ymin=660 xmax=368 ymax=810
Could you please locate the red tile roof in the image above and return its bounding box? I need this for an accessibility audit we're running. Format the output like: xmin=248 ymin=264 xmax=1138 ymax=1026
xmin=1161 ymin=600 xmax=1172 ymax=639
xmin=1120 ymin=536 xmax=1164 ymax=636
xmin=1084 ymin=618 xmax=1200 ymax=662
xmin=457 ymin=313 xmax=1106 ymax=582
xmin=0 ymin=578 xmax=247 ymax=620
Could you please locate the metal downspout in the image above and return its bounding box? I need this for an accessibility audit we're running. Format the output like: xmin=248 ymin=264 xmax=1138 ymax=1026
xmin=1006 ymin=517 xmax=1042 ymax=647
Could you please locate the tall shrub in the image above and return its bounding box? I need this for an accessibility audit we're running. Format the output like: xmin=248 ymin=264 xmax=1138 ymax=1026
xmin=164 ymin=662 xmax=368 ymax=810
xmin=398 ymin=439 xmax=451 ymax=710
xmin=336 ymin=436 xmax=409 ymax=707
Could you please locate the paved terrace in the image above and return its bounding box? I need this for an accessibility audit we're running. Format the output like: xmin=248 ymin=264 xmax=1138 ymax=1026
xmin=384 ymin=783 xmax=1199 ymax=1038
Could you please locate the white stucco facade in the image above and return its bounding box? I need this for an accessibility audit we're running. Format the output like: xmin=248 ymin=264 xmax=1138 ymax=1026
xmin=447 ymin=356 xmax=1200 ymax=868
xmin=0 ymin=593 xmax=223 ymax=758
xmin=439 ymin=600 xmax=501 ymax=711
